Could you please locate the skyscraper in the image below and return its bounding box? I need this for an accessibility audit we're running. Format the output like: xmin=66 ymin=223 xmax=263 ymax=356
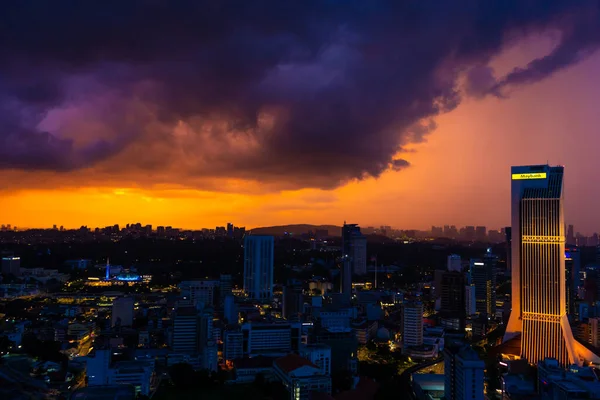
xmin=283 ymin=282 xmax=304 ymax=320
xmin=111 ymin=297 xmax=134 ymax=327
xmin=243 ymin=235 xmax=274 ymax=301
xmin=505 ymin=227 xmax=512 ymax=274
xmin=470 ymin=252 xmax=496 ymax=317
xmin=342 ymin=223 xmax=367 ymax=275
xmin=440 ymin=271 xmax=466 ymax=331
xmin=504 ymin=165 xmax=599 ymax=366
xmin=565 ymin=246 xmax=581 ymax=320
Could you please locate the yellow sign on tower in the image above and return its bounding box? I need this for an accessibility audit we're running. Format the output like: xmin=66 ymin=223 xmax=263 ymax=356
xmin=511 ymin=172 xmax=547 ymax=180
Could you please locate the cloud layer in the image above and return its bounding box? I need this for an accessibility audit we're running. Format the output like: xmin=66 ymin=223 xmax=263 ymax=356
xmin=1 ymin=0 xmax=599 ymax=190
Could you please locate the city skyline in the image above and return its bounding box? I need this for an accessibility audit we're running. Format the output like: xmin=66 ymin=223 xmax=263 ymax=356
xmin=2 ymin=3 xmax=600 ymax=232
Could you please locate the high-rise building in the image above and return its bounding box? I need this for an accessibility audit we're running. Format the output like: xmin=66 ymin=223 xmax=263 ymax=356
xmin=179 ymin=280 xmax=218 ymax=308
xmin=470 ymin=253 xmax=496 ymax=317
xmin=465 ymin=285 xmax=476 ymax=317
xmin=475 ymin=226 xmax=487 ymax=242
xmin=226 ymin=223 xmax=234 ymax=238
xmin=440 ymin=271 xmax=466 ymax=331
xmin=223 ymin=330 xmax=244 ymax=362
xmin=447 ymin=255 xmax=462 ymax=272
xmin=172 ymin=306 xmax=198 ymax=353
xmin=565 ymin=246 xmax=581 ymax=320
xmin=224 ymin=295 xmax=238 ymax=325
xmin=590 ymin=318 xmax=600 ymax=349
xmin=567 ymin=225 xmax=575 ymax=246
xmin=444 ymin=343 xmax=485 ymax=400
xmin=504 ymin=165 xmax=599 ymax=366
xmin=340 ymin=257 xmax=352 ymax=302
xmin=402 ymin=299 xmax=423 ymax=353
xmin=342 ymin=223 xmax=367 ymax=275
xmin=219 ymin=274 xmax=233 ymax=305
xmin=243 ymin=235 xmax=274 ymax=301
xmin=505 ymin=227 xmax=512 ymax=274
xmin=111 ymin=297 xmax=134 ymax=327
xmin=282 ymin=283 xmax=304 ymax=320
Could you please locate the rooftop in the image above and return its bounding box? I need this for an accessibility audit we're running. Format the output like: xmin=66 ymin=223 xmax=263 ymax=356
xmin=70 ymin=385 xmax=136 ymax=400
xmin=233 ymin=356 xmax=276 ymax=369
xmin=275 ymin=353 xmax=318 ymax=374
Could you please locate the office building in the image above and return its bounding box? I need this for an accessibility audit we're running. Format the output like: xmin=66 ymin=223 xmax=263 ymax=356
xmin=1 ymin=256 xmax=20 ymax=276
xmin=86 ymin=349 xmax=154 ymax=396
xmin=219 ymin=274 xmax=233 ymax=304
xmin=224 ymin=295 xmax=238 ymax=324
xmin=340 ymin=256 xmax=352 ymax=302
xmin=223 ymin=330 xmax=244 ymax=362
xmin=447 ymin=255 xmax=462 ymax=272
xmin=242 ymin=321 xmax=293 ymax=357
xmin=565 ymin=246 xmax=581 ymax=319
xmin=243 ymin=235 xmax=274 ymax=301
xmin=111 ymin=297 xmax=134 ymax=327
xmin=172 ymin=307 xmax=198 ymax=353
xmin=470 ymin=253 xmax=496 ymax=317
xmin=444 ymin=343 xmax=484 ymax=400
xmin=504 ymin=165 xmax=599 ymax=366
xmin=402 ymin=299 xmax=424 ymax=352
xmin=283 ymin=283 xmax=304 ymax=320
xmin=567 ymin=225 xmax=575 ymax=246
xmin=273 ymin=354 xmax=332 ymax=400
xmin=475 ymin=226 xmax=487 ymax=242
xmin=465 ymin=285 xmax=476 ymax=317
xmin=342 ymin=223 xmax=367 ymax=275
xmin=179 ymin=280 xmax=218 ymax=308
xmin=505 ymin=227 xmax=512 ymax=274
xmin=440 ymin=271 xmax=466 ymax=331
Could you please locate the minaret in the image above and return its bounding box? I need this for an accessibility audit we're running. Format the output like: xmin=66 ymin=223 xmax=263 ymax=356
xmin=105 ymin=258 xmax=110 ymax=280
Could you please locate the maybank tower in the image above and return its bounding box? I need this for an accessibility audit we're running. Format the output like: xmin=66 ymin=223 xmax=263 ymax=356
xmin=504 ymin=165 xmax=599 ymax=366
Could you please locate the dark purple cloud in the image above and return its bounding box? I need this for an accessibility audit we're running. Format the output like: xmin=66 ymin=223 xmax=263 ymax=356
xmin=0 ymin=0 xmax=599 ymax=189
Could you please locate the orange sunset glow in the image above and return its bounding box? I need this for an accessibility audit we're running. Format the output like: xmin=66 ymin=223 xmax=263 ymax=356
xmin=2 ymin=8 xmax=600 ymax=233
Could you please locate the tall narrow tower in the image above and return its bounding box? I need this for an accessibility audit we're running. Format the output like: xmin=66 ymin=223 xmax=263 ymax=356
xmin=243 ymin=235 xmax=274 ymax=301
xmin=504 ymin=165 xmax=598 ymax=366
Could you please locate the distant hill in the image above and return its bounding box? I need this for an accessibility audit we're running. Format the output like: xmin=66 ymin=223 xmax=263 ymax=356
xmin=248 ymin=224 xmax=342 ymax=236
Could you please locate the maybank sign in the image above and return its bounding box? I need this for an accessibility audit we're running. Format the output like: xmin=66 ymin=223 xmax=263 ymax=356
xmin=511 ymin=172 xmax=547 ymax=180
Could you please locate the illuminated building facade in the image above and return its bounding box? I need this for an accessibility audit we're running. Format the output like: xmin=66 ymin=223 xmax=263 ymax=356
xmin=504 ymin=165 xmax=599 ymax=366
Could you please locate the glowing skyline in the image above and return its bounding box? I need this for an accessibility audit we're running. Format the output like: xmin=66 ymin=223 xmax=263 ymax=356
xmin=2 ymin=2 xmax=600 ymax=233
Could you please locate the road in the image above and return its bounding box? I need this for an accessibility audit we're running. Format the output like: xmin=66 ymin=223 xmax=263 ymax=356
xmin=398 ymin=357 xmax=444 ymax=400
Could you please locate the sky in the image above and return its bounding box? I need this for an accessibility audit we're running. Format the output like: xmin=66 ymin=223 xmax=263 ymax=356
xmin=1 ymin=1 xmax=600 ymax=233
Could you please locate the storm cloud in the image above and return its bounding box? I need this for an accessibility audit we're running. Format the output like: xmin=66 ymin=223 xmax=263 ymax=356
xmin=1 ymin=0 xmax=599 ymax=190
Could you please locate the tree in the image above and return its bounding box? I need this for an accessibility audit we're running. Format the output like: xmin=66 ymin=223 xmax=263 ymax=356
xmin=332 ymin=369 xmax=353 ymax=393
xmin=168 ymin=363 xmax=196 ymax=389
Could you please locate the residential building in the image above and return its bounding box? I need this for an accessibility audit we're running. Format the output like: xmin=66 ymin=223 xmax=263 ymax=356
xmin=444 ymin=343 xmax=484 ymax=400
xmin=402 ymin=299 xmax=423 ymax=352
